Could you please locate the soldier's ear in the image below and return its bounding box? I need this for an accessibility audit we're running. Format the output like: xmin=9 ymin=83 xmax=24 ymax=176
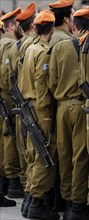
xmin=33 ymin=24 xmax=37 ymax=34
xmin=9 ymin=21 xmax=16 ymax=31
xmin=72 ymin=23 xmax=77 ymax=36
xmin=64 ymin=17 xmax=69 ymax=24
xmin=30 ymin=21 xmax=34 ymax=29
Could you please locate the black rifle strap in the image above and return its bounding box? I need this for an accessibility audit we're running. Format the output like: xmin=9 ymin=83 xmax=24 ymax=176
xmin=47 ymin=46 xmax=53 ymax=55
xmin=16 ymin=39 xmax=22 ymax=51
xmin=71 ymin=38 xmax=80 ymax=61
xmin=82 ymin=35 xmax=89 ymax=54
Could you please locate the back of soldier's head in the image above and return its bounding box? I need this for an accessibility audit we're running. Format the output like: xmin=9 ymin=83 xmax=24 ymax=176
xmin=51 ymin=6 xmax=73 ymax=26
xmin=19 ymin=14 xmax=36 ymax=32
xmin=73 ymin=6 xmax=89 ymax=32
xmin=49 ymin=0 xmax=74 ymax=26
xmin=34 ymin=10 xmax=55 ymax=35
xmin=1 ymin=8 xmax=21 ymax=29
xmin=16 ymin=3 xmax=36 ymax=33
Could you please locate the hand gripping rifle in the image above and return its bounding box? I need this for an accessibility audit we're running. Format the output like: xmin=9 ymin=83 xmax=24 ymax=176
xmin=10 ymin=84 xmax=54 ymax=168
xmin=0 ymin=97 xmax=16 ymax=141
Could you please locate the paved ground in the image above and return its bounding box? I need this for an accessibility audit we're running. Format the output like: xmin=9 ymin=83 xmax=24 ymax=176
xmin=0 ymin=198 xmax=63 ymax=220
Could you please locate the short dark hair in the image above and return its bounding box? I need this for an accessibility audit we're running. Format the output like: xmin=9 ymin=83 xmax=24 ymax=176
xmin=35 ymin=22 xmax=54 ymax=35
xmin=19 ymin=13 xmax=36 ymax=32
xmin=50 ymin=5 xmax=72 ymax=26
xmin=4 ymin=17 xmax=16 ymax=28
xmin=73 ymin=16 xmax=89 ymax=32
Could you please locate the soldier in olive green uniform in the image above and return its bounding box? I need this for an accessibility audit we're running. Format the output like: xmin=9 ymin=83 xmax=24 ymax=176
xmin=48 ymin=0 xmax=74 ymax=211
xmin=9 ymin=3 xmax=36 ymax=77
xmin=17 ymin=10 xmax=59 ymax=220
xmin=48 ymin=7 xmax=89 ymax=220
xmin=49 ymin=0 xmax=74 ymax=47
xmin=0 ymin=8 xmax=24 ymax=203
xmin=8 ymin=3 xmax=37 ymax=197
xmin=0 ymin=18 xmax=13 ymax=207
xmin=79 ymin=14 xmax=89 ymax=154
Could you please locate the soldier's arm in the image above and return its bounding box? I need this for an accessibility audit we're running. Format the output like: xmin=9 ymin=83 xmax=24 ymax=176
xmin=35 ymin=50 xmax=51 ymax=110
xmin=48 ymin=45 xmax=58 ymax=94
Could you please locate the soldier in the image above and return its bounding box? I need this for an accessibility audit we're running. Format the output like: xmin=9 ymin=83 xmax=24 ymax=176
xmin=48 ymin=0 xmax=75 ymax=211
xmin=17 ymin=10 xmax=59 ymax=220
xmin=8 ymin=3 xmax=37 ymax=209
xmin=49 ymin=0 xmax=74 ymax=47
xmin=48 ymin=6 xmax=89 ymax=220
xmin=0 ymin=7 xmax=24 ymax=205
xmin=79 ymin=7 xmax=89 ymax=153
xmin=8 ymin=3 xmax=36 ymax=78
xmin=0 ymin=19 xmax=16 ymax=207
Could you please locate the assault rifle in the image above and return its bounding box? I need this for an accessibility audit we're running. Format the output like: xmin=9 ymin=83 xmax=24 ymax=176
xmin=79 ymin=81 xmax=89 ymax=114
xmin=0 ymin=97 xmax=16 ymax=139
xmin=10 ymin=85 xmax=54 ymax=168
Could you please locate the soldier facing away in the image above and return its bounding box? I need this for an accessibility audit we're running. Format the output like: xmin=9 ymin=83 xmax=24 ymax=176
xmin=0 ymin=7 xmax=24 ymax=207
xmin=17 ymin=9 xmax=60 ymax=220
xmin=48 ymin=6 xmax=89 ymax=220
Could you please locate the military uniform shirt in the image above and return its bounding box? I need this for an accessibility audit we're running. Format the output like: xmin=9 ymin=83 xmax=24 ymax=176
xmin=49 ymin=38 xmax=82 ymax=100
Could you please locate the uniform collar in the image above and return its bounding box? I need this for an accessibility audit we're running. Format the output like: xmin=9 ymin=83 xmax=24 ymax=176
xmin=2 ymin=32 xmax=15 ymax=39
xmin=55 ymin=26 xmax=73 ymax=37
xmin=33 ymin=36 xmax=49 ymax=47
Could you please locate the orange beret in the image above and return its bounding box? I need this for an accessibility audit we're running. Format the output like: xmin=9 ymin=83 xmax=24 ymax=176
xmin=73 ymin=6 xmax=89 ymax=19
xmin=1 ymin=7 xmax=21 ymax=22
xmin=49 ymin=0 xmax=74 ymax=9
xmin=34 ymin=10 xmax=55 ymax=25
xmin=16 ymin=3 xmax=36 ymax=22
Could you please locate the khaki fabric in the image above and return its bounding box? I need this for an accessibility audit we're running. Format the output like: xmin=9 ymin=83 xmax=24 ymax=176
xmin=57 ymin=103 xmax=88 ymax=203
xmin=26 ymin=108 xmax=56 ymax=199
xmin=50 ymin=27 xmax=72 ymax=47
xmin=0 ymin=34 xmax=21 ymax=178
xmin=79 ymin=34 xmax=89 ymax=154
xmin=16 ymin=116 xmax=27 ymax=188
xmin=9 ymin=31 xmax=37 ymax=187
xmin=0 ymin=119 xmax=5 ymax=177
xmin=49 ymin=39 xmax=82 ymax=100
xmin=79 ymin=38 xmax=89 ymax=84
xmin=48 ymin=36 xmax=89 ymax=203
xmin=18 ymin=38 xmax=56 ymax=198
xmin=0 ymin=37 xmax=15 ymax=91
xmin=19 ymin=32 xmax=37 ymax=56
xmin=9 ymin=33 xmax=30 ymax=76
xmin=9 ymin=32 xmax=36 ymax=79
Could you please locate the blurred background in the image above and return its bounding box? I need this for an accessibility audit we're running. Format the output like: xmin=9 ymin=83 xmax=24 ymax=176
xmin=0 ymin=0 xmax=89 ymax=14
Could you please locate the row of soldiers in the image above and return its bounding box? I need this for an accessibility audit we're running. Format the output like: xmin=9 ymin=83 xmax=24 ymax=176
xmin=0 ymin=0 xmax=89 ymax=220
